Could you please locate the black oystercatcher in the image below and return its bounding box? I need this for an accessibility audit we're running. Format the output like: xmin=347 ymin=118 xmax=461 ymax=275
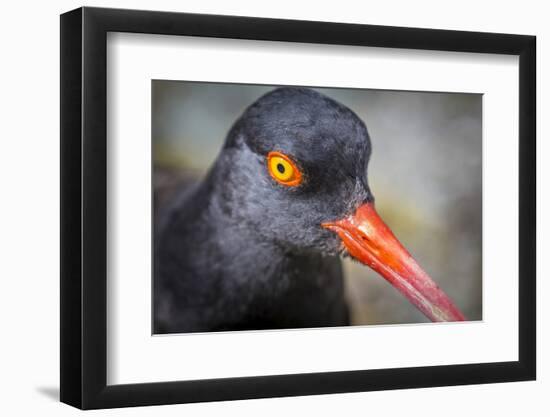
xmin=154 ymin=87 xmax=465 ymax=333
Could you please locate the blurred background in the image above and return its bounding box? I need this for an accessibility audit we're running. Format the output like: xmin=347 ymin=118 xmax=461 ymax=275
xmin=152 ymin=81 xmax=482 ymax=325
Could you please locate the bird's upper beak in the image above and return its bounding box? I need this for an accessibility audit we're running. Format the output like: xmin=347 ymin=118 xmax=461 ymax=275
xmin=322 ymin=202 xmax=465 ymax=322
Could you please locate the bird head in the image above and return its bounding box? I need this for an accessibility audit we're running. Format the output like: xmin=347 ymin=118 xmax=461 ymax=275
xmin=214 ymin=87 xmax=465 ymax=322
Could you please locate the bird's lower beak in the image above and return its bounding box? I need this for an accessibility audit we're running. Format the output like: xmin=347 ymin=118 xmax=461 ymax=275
xmin=322 ymin=202 xmax=465 ymax=322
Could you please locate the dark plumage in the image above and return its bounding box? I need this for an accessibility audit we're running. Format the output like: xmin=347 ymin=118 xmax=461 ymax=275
xmin=154 ymin=88 xmax=373 ymax=333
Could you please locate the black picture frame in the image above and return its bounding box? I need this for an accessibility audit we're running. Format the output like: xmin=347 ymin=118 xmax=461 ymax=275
xmin=60 ymin=6 xmax=536 ymax=410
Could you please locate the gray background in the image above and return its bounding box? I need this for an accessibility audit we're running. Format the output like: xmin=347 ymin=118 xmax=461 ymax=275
xmin=153 ymin=81 xmax=482 ymax=325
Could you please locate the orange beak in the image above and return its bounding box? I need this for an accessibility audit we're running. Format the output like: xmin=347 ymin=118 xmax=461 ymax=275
xmin=322 ymin=202 xmax=465 ymax=322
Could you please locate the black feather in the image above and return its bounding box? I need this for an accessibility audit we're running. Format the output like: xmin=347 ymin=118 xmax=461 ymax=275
xmin=154 ymin=87 xmax=373 ymax=333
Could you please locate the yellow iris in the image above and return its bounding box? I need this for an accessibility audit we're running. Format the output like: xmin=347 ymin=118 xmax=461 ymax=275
xmin=267 ymin=151 xmax=302 ymax=187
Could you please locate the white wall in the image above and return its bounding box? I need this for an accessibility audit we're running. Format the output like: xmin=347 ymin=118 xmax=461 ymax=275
xmin=0 ymin=0 xmax=545 ymax=415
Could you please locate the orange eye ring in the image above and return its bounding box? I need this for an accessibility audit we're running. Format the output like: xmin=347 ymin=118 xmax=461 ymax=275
xmin=267 ymin=151 xmax=303 ymax=187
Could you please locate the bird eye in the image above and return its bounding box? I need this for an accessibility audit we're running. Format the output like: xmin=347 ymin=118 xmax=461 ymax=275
xmin=267 ymin=151 xmax=302 ymax=187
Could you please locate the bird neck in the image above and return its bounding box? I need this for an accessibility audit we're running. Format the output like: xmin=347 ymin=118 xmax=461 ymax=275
xmin=204 ymin=168 xmax=288 ymax=260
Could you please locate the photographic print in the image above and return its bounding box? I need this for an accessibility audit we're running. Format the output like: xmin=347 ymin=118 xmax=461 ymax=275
xmin=60 ymin=9 xmax=536 ymax=407
xmin=153 ymin=82 xmax=482 ymax=334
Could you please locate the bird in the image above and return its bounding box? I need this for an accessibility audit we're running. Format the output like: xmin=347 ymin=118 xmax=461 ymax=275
xmin=154 ymin=87 xmax=465 ymax=334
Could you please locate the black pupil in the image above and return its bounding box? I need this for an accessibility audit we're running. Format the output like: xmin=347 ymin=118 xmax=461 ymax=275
xmin=276 ymin=163 xmax=285 ymax=174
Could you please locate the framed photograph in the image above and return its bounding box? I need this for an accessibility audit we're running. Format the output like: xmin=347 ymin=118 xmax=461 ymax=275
xmin=60 ymin=6 xmax=536 ymax=409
